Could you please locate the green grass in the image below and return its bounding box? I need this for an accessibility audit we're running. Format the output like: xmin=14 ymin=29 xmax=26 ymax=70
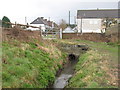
xmin=2 ymin=40 xmax=67 ymax=88
xmin=42 ymin=35 xmax=57 ymax=39
xmin=75 ymin=39 xmax=118 ymax=64
xmin=2 ymin=39 xmax=118 ymax=88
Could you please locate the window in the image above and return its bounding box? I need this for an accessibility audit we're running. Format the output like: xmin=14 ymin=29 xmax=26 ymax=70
xmin=90 ymin=21 xmax=93 ymax=24
xmin=94 ymin=21 xmax=98 ymax=24
xmin=90 ymin=20 xmax=98 ymax=24
xmin=37 ymin=19 xmax=39 ymax=21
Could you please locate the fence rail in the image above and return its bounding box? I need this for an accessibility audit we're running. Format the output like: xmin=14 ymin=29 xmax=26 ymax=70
xmin=2 ymin=21 xmax=40 ymax=29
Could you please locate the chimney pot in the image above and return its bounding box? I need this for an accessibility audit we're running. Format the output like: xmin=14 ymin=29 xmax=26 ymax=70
xmin=44 ymin=19 xmax=47 ymax=21
xmin=41 ymin=17 xmax=44 ymax=19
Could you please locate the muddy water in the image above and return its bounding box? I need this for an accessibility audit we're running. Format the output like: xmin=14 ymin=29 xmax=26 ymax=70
xmin=53 ymin=60 xmax=78 ymax=89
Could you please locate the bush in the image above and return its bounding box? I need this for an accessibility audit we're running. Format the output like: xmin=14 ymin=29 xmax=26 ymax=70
xmin=2 ymin=16 xmax=12 ymax=28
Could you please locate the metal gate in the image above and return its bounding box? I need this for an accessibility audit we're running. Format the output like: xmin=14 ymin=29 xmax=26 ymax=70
xmin=41 ymin=31 xmax=60 ymax=39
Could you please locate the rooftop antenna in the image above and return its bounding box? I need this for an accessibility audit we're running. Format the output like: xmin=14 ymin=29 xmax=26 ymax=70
xmin=25 ymin=17 xmax=27 ymax=25
xmin=49 ymin=17 xmax=50 ymax=21
xmin=74 ymin=16 xmax=76 ymax=24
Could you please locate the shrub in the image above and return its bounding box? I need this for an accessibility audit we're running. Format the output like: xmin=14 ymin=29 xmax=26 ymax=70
xmin=2 ymin=16 xmax=12 ymax=28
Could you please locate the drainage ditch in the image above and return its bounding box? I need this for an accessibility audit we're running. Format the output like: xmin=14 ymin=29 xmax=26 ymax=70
xmin=53 ymin=54 xmax=78 ymax=88
xmin=50 ymin=44 xmax=89 ymax=89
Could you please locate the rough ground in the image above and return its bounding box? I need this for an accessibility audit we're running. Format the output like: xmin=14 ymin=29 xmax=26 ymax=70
xmin=1 ymin=26 xmax=119 ymax=88
xmin=2 ymin=26 xmax=41 ymax=42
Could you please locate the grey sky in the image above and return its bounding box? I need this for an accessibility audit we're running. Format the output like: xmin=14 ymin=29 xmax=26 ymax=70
xmin=0 ymin=0 xmax=119 ymax=24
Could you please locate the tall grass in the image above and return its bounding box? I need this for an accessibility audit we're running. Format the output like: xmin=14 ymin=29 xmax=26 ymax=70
xmin=2 ymin=40 xmax=66 ymax=88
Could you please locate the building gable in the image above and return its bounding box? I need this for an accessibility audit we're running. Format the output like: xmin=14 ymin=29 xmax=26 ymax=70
xmin=30 ymin=17 xmax=45 ymax=24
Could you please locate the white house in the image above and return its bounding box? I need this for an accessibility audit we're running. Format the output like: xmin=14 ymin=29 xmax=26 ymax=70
xmin=27 ymin=17 xmax=54 ymax=31
xmin=63 ymin=26 xmax=75 ymax=33
xmin=77 ymin=9 xmax=118 ymax=33
xmin=63 ymin=26 xmax=77 ymax=33
xmin=27 ymin=17 xmax=47 ymax=31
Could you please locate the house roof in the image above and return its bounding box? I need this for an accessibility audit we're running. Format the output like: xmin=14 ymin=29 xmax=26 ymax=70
xmin=64 ymin=26 xmax=72 ymax=31
xmin=77 ymin=9 xmax=119 ymax=18
xmin=30 ymin=17 xmax=45 ymax=24
xmin=30 ymin=17 xmax=58 ymax=28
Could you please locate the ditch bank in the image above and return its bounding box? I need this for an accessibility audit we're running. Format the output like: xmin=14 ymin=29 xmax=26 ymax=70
xmin=49 ymin=43 xmax=89 ymax=89
xmin=62 ymin=33 xmax=119 ymax=43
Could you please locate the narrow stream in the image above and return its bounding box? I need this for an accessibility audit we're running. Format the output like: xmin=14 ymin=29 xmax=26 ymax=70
xmin=50 ymin=44 xmax=88 ymax=89
xmin=53 ymin=59 xmax=78 ymax=88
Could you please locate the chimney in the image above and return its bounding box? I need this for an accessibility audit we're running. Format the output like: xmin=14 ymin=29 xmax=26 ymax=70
xmin=41 ymin=17 xmax=44 ymax=19
xmin=44 ymin=19 xmax=47 ymax=22
xmin=47 ymin=21 xmax=50 ymax=26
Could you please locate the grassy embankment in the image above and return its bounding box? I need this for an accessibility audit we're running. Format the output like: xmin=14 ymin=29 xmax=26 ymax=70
xmin=55 ymin=39 xmax=118 ymax=88
xmin=2 ymin=37 xmax=119 ymax=88
xmin=2 ymin=40 xmax=67 ymax=88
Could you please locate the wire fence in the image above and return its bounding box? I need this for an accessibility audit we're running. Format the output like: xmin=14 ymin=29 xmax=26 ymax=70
xmin=2 ymin=21 xmax=41 ymax=29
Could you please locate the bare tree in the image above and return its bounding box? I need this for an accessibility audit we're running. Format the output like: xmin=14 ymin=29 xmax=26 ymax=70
xmin=59 ymin=19 xmax=67 ymax=30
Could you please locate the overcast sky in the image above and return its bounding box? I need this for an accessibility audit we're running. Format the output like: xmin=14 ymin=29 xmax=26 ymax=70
xmin=0 ymin=0 xmax=119 ymax=24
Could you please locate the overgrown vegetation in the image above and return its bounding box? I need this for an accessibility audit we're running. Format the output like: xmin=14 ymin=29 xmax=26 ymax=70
xmin=2 ymin=40 xmax=66 ymax=88
xmin=2 ymin=37 xmax=118 ymax=88
xmin=60 ymin=39 xmax=118 ymax=88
